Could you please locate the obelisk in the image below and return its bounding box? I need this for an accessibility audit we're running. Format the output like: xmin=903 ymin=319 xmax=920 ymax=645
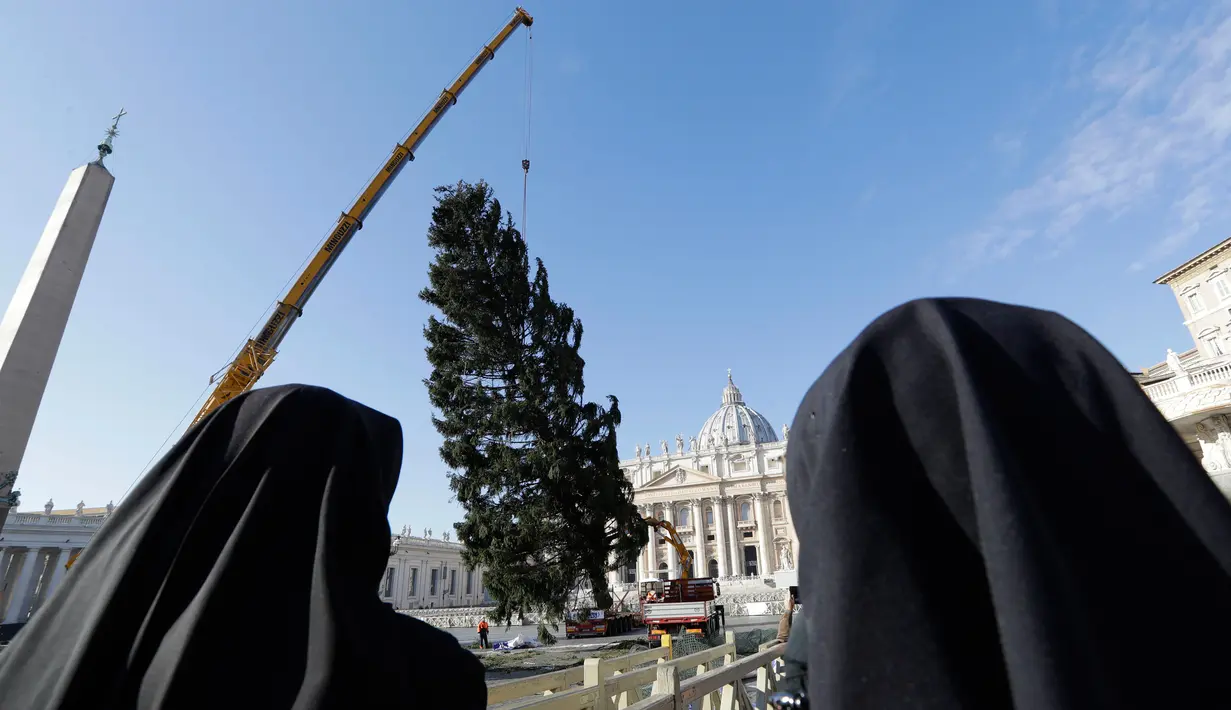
xmin=0 ymin=110 xmax=125 ymax=529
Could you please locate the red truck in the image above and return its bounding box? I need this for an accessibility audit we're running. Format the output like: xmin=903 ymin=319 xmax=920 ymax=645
xmin=641 ymin=577 xmax=722 ymax=647
xmin=564 ymin=607 xmax=642 ymax=639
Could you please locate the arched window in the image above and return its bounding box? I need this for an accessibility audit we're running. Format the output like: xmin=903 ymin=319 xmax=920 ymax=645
xmin=708 ymin=558 xmax=719 ymax=578
xmin=704 ymin=506 xmax=714 ymax=525
xmin=677 ymin=507 xmax=691 ymax=528
xmin=772 ymin=499 xmax=784 ymax=519
xmin=739 ymin=501 xmax=752 ymax=521
xmin=657 ymin=562 xmax=668 ymax=581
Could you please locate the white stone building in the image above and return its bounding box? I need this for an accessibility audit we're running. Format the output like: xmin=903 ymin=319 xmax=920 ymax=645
xmin=0 ymin=500 xmax=112 ymax=624
xmin=612 ymin=372 xmax=798 ymax=590
xmin=383 ymin=528 xmax=490 ymax=610
xmin=1136 ymin=235 xmax=1231 ymax=498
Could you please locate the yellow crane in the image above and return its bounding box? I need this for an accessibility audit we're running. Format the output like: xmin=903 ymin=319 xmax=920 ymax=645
xmin=644 ymin=516 xmax=694 ymax=580
xmin=191 ymin=7 xmax=534 ymax=426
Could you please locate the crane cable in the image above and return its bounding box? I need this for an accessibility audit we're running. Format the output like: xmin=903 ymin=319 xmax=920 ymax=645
xmin=521 ymin=26 xmax=533 ymax=236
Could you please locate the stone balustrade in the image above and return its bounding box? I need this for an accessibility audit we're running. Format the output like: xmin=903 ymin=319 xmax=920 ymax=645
xmin=1142 ymin=362 xmax=1231 ymax=406
xmin=401 ymin=606 xmax=528 ymax=630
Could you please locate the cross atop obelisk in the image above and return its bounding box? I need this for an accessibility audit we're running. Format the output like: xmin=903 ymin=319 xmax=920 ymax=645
xmin=94 ymin=108 xmax=127 ymax=166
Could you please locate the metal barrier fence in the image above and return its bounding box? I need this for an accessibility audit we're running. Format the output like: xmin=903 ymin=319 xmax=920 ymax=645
xmin=670 ymin=628 xmax=779 ymax=659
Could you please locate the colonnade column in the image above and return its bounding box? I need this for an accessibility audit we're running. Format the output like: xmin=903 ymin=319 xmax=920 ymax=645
xmin=662 ymin=506 xmax=678 ymax=578
xmin=3 ymin=548 xmax=43 ymax=623
xmin=781 ymin=493 xmax=799 ymax=570
xmin=0 ymin=549 xmax=16 ymax=615
xmin=640 ymin=505 xmax=657 ymax=579
xmin=754 ymin=493 xmax=772 ymax=577
xmin=607 ymin=550 xmax=619 ymax=591
xmin=690 ymin=498 xmax=705 ymax=578
xmin=712 ymin=496 xmax=729 ymax=577
xmin=725 ymin=498 xmax=741 ymax=575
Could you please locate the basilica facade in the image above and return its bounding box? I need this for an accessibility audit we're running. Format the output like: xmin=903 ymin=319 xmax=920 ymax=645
xmin=613 ymin=372 xmax=798 ymax=587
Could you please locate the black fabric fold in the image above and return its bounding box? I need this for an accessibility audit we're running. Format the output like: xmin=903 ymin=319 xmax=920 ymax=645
xmin=0 ymin=384 xmax=486 ymax=709
xmin=787 ymin=297 xmax=1231 ymax=709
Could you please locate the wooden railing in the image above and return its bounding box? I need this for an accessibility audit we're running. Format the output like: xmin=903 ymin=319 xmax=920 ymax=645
xmin=488 ymin=633 xmax=785 ymax=709
xmin=629 ymin=640 xmax=785 ymax=710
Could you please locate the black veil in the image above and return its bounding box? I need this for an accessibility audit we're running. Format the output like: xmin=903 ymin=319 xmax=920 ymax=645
xmin=0 ymin=384 xmax=486 ymax=708
xmin=787 ymin=298 xmax=1231 ymax=708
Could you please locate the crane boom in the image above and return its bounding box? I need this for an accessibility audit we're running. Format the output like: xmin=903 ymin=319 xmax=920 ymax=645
xmin=645 ymin=516 xmax=693 ymax=579
xmin=191 ymin=7 xmax=534 ymax=426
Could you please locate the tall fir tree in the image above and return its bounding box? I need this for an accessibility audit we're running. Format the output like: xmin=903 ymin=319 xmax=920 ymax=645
xmin=420 ymin=180 xmax=647 ymax=628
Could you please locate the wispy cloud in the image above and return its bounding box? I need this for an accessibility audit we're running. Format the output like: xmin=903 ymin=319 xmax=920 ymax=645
xmin=991 ymin=131 xmax=1026 ymax=168
xmin=818 ymin=0 xmax=901 ymax=114
xmin=956 ymin=3 xmax=1231 ymax=272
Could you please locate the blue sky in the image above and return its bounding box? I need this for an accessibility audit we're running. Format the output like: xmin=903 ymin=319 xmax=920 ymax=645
xmin=2 ymin=1 xmax=1229 ymax=535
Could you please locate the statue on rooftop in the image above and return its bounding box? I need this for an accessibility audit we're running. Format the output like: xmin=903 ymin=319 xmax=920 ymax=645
xmin=782 ymin=424 xmax=790 ymax=441
xmin=1167 ymin=348 xmax=1188 ymax=375
xmin=44 ymin=499 xmax=54 ymax=515
xmin=675 ymin=434 xmax=684 ymax=454
xmin=635 ymin=443 xmax=642 ymax=458
xmin=689 ymin=435 xmax=698 ymax=452
xmin=661 ymin=440 xmax=669 ymax=456
xmin=75 ymin=501 xmax=84 ymax=516
xmin=106 ymin=500 xmax=115 ymax=515
xmin=442 ymin=531 xmax=450 ymax=542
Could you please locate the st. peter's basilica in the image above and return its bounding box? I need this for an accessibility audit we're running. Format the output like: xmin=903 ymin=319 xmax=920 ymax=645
xmin=612 ymin=371 xmax=799 ymax=588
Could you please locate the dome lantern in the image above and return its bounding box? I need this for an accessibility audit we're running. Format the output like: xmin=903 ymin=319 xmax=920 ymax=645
xmin=696 ymin=371 xmax=777 ymax=450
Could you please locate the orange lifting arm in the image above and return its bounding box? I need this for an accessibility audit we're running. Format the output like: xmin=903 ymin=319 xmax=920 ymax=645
xmin=644 ymin=516 xmax=693 ymax=579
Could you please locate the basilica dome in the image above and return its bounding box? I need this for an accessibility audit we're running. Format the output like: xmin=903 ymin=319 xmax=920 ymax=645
xmin=696 ymin=371 xmax=778 ymax=449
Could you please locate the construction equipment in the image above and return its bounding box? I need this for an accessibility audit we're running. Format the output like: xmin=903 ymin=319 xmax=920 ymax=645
xmin=645 ymin=516 xmax=693 ymax=579
xmin=641 ymin=516 xmax=722 ymax=646
xmin=564 ymin=518 xmax=708 ymax=641
xmin=191 ymin=7 xmax=534 ymax=426
xmin=565 ymin=606 xmax=641 ymax=639
xmin=640 ymin=577 xmax=722 ymax=646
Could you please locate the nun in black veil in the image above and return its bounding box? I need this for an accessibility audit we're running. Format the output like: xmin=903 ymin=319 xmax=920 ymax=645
xmin=784 ymin=298 xmax=1231 ymax=709
xmin=0 ymin=384 xmax=487 ymax=709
